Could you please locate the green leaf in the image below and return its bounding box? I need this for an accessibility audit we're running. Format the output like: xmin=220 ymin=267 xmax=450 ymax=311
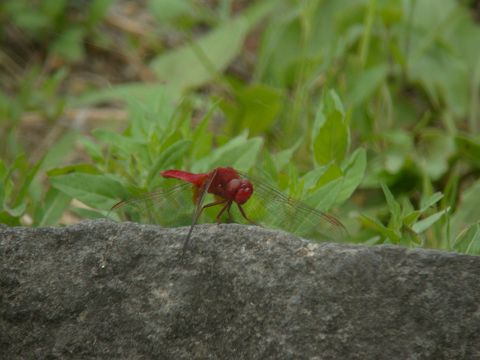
xmin=87 ymin=0 xmax=114 ymax=26
xmin=42 ymin=131 xmax=78 ymax=170
xmin=41 ymin=0 xmax=67 ymax=19
xmin=346 ymin=65 xmax=388 ymax=107
xmin=455 ymin=134 xmax=480 ymax=168
xmin=303 ymin=164 xmax=339 ymax=191
xmin=51 ymin=27 xmax=85 ymax=62
xmin=79 ymin=137 xmax=104 ymax=163
xmin=0 ymin=210 xmax=21 ymax=226
xmin=417 ymin=130 xmax=454 ymax=180
xmin=358 ymin=214 xmax=401 ymax=243
xmin=49 ymin=173 xmax=127 ymax=210
xmin=453 ymin=222 xmax=480 ymax=255
xmin=36 ymin=188 xmax=71 ymax=226
xmin=4 ymin=202 xmax=27 ymax=218
xmin=193 ymin=134 xmax=263 ymax=172
xmin=71 ymin=207 xmax=106 ymax=220
xmin=403 ymin=210 xmax=422 ymax=227
xmin=150 ymin=1 xmax=275 ymax=93
xmin=72 ymin=83 xmax=175 ymax=106
xmin=272 ymin=140 xmax=302 ymax=172
xmin=148 ymin=0 xmax=192 ymax=21
xmin=382 ymin=130 xmax=413 ymax=174
xmin=334 ymin=148 xmax=366 ymax=204
xmin=47 ymin=164 xmax=100 ymax=177
xmin=451 ymin=179 xmax=480 ymax=240
xmin=304 ymin=177 xmax=344 ymax=212
xmin=412 ymin=207 xmax=450 ymax=234
xmin=92 ymin=129 xmax=146 ymax=157
xmin=420 ymin=192 xmax=444 ymax=211
xmin=312 ymin=90 xmax=349 ymax=165
xmin=224 ymin=84 xmax=284 ymax=135
xmin=151 ymin=18 xmax=247 ymax=93
xmin=381 ymin=183 xmax=401 ymax=223
xmin=146 ymin=140 xmax=191 ymax=185
xmin=15 ymin=155 xmax=44 ymax=207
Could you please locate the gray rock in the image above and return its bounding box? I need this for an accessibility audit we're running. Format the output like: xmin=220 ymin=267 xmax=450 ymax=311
xmin=1 ymin=220 xmax=479 ymax=359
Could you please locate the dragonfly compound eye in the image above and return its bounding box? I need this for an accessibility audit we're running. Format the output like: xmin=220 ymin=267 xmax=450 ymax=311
xmin=234 ymin=180 xmax=253 ymax=204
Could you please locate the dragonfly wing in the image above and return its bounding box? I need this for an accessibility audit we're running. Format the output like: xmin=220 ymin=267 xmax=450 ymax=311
xmin=109 ymin=182 xmax=194 ymax=226
xmin=240 ymin=174 xmax=347 ymax=241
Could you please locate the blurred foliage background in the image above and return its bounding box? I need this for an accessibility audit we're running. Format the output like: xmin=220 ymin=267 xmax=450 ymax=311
xmin=1 ymin=0 xmax=480 ymax=254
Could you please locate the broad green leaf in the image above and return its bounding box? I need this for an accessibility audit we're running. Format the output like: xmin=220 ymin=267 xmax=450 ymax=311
xmin=346 ymin=65 xmax=388 ymax=107
xmin=223 ymin=84 xmax=284 ymax=135
xmin=50 ymin=173 xmax=127 ymax=210
xmin=92 ymin=129 xmax=146 ymax=157
xmin=193 ymin=134 xmax=263 ymax=172
xmin=191 ymin=107 xmax=215 ymax=160
xmin=148 ymin=0 xmax=192 ymax=21
xmin=151 ymin=18 xmax=247 ymax=93
xmin=312 ymin=90 xmax=349 ymax=165
xmin=334 ymin=148 xmax=366 ymax=205
xmin=150 ymin=0 xmax=276 ymax=93
xmin=304 ymin=177 xmax=344 ymax=212
xmin=272 ymin=139 xmax=301 ymax=172
xmin=302 ymin=164 xmax=340 ymax=191
xmin=259 ymin=151 xmax=278 ymax=182
xmin=42 ymin=131 xmax=78 ymax=170
xmin=36 ymin=188 xmax=71 ymax=226
xmin=409 ymin=30 xmax=469 ymax=118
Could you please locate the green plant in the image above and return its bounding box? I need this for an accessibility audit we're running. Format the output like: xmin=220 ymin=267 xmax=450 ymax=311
xmin=45 ymin=90 xmax=363 ymax=236
xmin=2 ymin=0 xmax=480 ymax=255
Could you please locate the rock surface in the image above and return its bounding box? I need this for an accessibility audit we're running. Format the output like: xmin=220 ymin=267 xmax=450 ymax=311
xmin=1 ymin=220 xmax=480 ymax=359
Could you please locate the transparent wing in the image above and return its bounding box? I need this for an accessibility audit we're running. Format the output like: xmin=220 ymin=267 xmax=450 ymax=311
xmin=108 ymin=182 xmax=195 ymax=227
xmin=239 ymin=173 xmax=347 ymax=241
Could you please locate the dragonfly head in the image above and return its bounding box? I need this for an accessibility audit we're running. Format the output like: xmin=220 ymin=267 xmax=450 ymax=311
xmin=226 ymin=178 xmax=253 ymax=204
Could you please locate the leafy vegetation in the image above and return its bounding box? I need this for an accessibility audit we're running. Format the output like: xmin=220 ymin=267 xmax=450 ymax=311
xmin=1 ymin=0 xmax=480 ymax=255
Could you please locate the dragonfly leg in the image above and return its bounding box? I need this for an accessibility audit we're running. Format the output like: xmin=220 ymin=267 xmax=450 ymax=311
xmin=226 ymin=206 xmax=233 ymax=222
xmin=215 ymin=201 xmax=232 ymax=223
xmin=203 ymin=199 xmax=227 ymax=213
xmin=237 ymin=203 xmax=257 ymax=225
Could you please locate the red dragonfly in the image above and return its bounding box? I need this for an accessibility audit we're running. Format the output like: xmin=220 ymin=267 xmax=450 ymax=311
xmin=110 ymin=167 xmax=346 ymax=253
